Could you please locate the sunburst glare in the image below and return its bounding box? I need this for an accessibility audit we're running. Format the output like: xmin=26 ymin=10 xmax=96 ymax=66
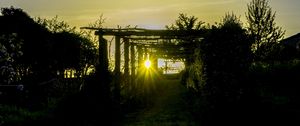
xmin=144 ymin=59 xmax=151 ymax=69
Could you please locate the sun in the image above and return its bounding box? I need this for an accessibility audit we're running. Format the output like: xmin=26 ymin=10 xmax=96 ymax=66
xmin=144 ymin=59 xmax=151 ymax=69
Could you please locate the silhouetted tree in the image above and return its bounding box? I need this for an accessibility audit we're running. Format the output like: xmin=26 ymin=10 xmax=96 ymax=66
xmin=36 ymin=16 xmax=97 ymax=78
xmin=166 ymin=13 xmax=205 ymax=65
xmin=246 ymin=0 xmax=285 ymax=61
xmin=190 ymin=13 xmax=253 ymax=125
xmin=184 ymin=13 xmax=252 ymax=92
xmin=81 ymin=15 xmax=107 ymax=68
xmin=166 ymin=13 xmax=204 ymax=31
xmin=0 ymin=7 xmax=53 ymax=82
xmin=0 ymin=7 xmax=98 ymax=102
xmin=35 ymin=16 xmax=76 ymax=33
xmin=202 ymin=13 xmax=252 ymax=92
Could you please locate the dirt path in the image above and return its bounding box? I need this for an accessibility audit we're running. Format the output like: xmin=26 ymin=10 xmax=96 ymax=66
xmin=121 ymin=79 xmax=197 ymax=126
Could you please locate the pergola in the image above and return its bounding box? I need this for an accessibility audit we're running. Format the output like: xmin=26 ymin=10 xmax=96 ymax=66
xmin=81 ymin=27 xmax=204 ymax=102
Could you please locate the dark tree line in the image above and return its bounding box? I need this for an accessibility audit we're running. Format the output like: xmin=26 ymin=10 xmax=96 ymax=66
xmin=0 ymin=6 xmax=100 ymax=113
xmin=0 ymin=6 xmax=107 ymax=126
xmin=0 ymin=7 xmax=97 ymax=86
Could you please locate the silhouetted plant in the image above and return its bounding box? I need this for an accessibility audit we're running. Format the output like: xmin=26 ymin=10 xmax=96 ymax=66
xmin=1 ymin=7 xmax=53 ymax=83
xmin=1 ymin=7 xmax=97 ymax=80
xmin=35 ymin=16 xmax=76 ymax=33
xmin=166 ymin=13 xmax=205 ymax=31
xmin=0 ymin=33 xmax=23 ymax=85
xmin=166 ymin=13 xmax=206 ymax=66
xmin=35 ymin=16 xmax=98 ymax=78
xmin=0 ymin=7 xmax=99 ymax=110
xmin=246 ymin=0 xmax=285 ymax=61
xmin=181 ymin=13 xmax=253 ymax=125
xmin=185 ymin=13 xmax=252 ymax=93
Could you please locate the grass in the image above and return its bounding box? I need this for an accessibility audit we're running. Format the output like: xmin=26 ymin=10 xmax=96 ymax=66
xmin=121 ymin=79 xmax=198 ymax=126
xmin=0 ymin=104 xmax=51 ymax=126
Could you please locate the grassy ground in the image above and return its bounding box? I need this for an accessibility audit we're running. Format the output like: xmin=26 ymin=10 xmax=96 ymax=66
xmin=121 ymin=78 xmax=197 ymax=126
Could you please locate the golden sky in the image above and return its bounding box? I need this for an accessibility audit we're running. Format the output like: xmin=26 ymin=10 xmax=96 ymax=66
xmin=1 ymin=0 xmax=300 ymax=37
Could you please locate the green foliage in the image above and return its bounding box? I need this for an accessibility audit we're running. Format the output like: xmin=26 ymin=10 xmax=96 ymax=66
xmin=246 ymin=0 xmax=285 ymax=61
xmin=0 ymin=33 xmax=23 ymax=84
xmin=181 ymin=13 xmax=253 ymax=125
xmin=185 ymin=13 xmax=252 ymax=93
xmin=0 ymin=104 xmax=50 ymax=126
xmin=181 ymin=44 xmax=205 ymax=92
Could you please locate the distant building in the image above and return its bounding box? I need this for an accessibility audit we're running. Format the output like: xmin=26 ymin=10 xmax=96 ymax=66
xmin=280 ymin=33 xmax=300 ymax=60
xmin=282 ymin=33 xmax=300 ymax=50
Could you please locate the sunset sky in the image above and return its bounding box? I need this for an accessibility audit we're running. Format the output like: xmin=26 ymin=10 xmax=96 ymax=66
xmin=1 ymin=0 xmax=300 ymax=37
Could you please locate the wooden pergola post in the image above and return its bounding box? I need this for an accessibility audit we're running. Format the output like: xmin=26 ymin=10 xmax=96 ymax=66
xmin=130 ymin=43 xmax=136 ymax=87
xmin=114 ymin=35 xmax=121 ymax=103
xmin=136 ymin=45 xmax=144 ymax=88
xmin=150 ymin=53 xmax=158 ymax=71
xmin=123 ymin=38 xmax=130 ymax=93
xmin=86 ymin=31 xmax=111 ymax=124
xmin=97 ymin=32 xmax=110 ymax=101
xmin=137 ymin=45 xmax=143 ymax=72
xmin=124 ymin=38 xmax=130 ymax=86
xmin=98 ymin=34 xmax=108 ymax=72
xmin=79 ymin=27 xmax=205 ymax=124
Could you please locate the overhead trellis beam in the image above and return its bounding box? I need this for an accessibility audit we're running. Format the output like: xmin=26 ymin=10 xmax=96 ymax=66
xmin=81 ymin=27 xmax=204 ymax=37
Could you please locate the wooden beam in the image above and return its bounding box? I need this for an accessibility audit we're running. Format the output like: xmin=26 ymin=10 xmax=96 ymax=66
xmin=130 ymin=44 xmax=136 ymax=89
xmin=92 ymin=28 xmax=204 ymax=37
xmin=98 ymin=35 xmax=108 ymax=72
xmin=150 ymin=53 xmax=158 ymax=70
xmin=144 ymin=46 xmax=148 ymax=60
xmin=124 ymin=38 xmax=130 ymax=88
xmin=114 ymin=35 xmax=121 ymax=103
xmin=137 ymin=46 xmax=143 ymax=75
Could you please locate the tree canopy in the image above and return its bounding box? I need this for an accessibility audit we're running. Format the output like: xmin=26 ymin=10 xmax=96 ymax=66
xmin=165 ymin=13 xmax=206 ymax=65
xmin=0 ymin=7 xmax=97 ymax=84
xmin=246 ymin=0 xmax=285 ymax=61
